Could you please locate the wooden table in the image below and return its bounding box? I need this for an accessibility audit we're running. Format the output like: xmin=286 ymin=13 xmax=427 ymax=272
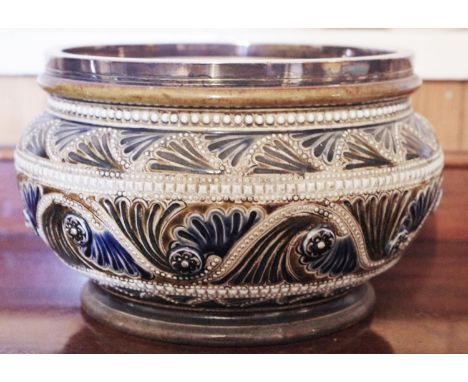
xmin=1 ymin=157 xmax=467 ymax=353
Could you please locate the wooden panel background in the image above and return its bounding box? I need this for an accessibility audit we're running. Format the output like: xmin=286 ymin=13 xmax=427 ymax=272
xmin=412 ymin=82 xmax=466 ymax=151
xmin=0 ymin=77 xmax=47 ymax=146
xmin=1 ymin=76 xmax=467 ymax=156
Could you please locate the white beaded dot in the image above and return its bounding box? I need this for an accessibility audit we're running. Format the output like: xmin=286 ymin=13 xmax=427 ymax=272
xmin=306 ymin=112 xmax=315 ymax=123
xmin=265 ymin=114 xmax=275 ymax=125
xmin=161 ymin=113 xmax=170 ymax=123
xmin=222 ymin=114 xmax=231 ymax=125
xmin=180 ymin=113 xmax=189 ymax=124
xmin=191 ymin=113 xmax=200 ymax=124
xmin=245 ymin=115 xmax=254 ymax=125
xmin=212 ymin=114 xmax=221 ymax=124
xmin=150 ymin=112 xmax=159 ymax=123
xmin=132 ymin=111 xmax=140 ymax=121
xmin=202 ymin=114 xmax=211 ymax=124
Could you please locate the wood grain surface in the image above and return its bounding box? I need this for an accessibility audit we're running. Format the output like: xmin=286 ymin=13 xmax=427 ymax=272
xmin=0 ymin=160 xmax=467 ymax=353
xmin=411 ymin=82 xmax=466 ymax=151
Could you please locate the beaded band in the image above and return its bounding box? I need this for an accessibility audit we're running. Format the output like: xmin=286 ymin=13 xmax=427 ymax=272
xmin=15 ymin=148 xmax=443 ymax=203
xmin=48 ymin=96 xmax=412 ymax=131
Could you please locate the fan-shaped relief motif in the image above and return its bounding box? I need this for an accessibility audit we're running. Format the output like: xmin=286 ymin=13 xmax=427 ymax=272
xmin=169 ymin=207 xmax=263 ymax=276
xmin=20 ymin=114 xmax=55 ymax=158
xmin=250 ymin=137 xmax=322 ymax=175
xmin=204 ymin=133 xmax=261 ymax=170
xmin=400 ymin=129 xmax=434 ymax=160
xmin=19 ymin=182 xmax=42 ymax=234
xmin=99 ymin=197 xmax=185 ymax=273
xmin=22 ymin=121 xmax=50 ymax=159
xmin=21 ymin=113 xmax=440 ymax=176
xmin=119 ymin=128 xmax=165 ymax=161
xmin=384 ymin=181 xmax=442 ymax=258
xmin=43 ymin=121 xmax=92 ymax=161
xmin=214 ymin=215 xmax=311 ymax=284
xmin=403 ymin=180 xmax=442 ymax=233
xmin=411 ymin=114 xmax=439 ymax=149
xmin=43 ymin=121 xmax=125 ymax=170
xmin=40 ymin=199 xmax=151 ymax=278
xmin=66 ymin=131 xmax=124 ymax=170
xmin=361 ymin=123 xmax=404 ymax=159
xmin=213 ymin=206 xmax=360 ymax=285
xmin=343 ymin=190 xmax=416 ymax=261
xmin=399 ymin=117 xmax=437 ymax=160
xmin=290 ymin=129 xmax=346 ymax=165
xmin=52 ymin=122 xmax=91 ymax=151
xmin=146 ymin=136 xmax=222 ymax=174
xmin=341 ymin=130 xmax=400 ymax=170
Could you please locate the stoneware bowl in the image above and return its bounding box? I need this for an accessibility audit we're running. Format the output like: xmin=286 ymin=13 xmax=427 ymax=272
xmin=15 ymin=44 xmax=443 ymax=345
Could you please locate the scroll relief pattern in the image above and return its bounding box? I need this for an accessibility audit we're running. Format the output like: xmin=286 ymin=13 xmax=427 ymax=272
xmin=19 ymin=178 xmax=442 ymax=295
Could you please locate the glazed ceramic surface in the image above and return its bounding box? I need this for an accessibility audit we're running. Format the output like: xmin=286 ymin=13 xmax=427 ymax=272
xmin=15 ymin=44 xmax=443 ymax=343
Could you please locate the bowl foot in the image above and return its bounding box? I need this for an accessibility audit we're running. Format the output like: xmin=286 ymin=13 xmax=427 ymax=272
xmin=81 ymin=281 xmax=375 ymax=346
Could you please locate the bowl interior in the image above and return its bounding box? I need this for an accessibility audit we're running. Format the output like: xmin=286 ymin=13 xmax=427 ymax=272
xmin=62 ymin=43 xmax=392 ymax=61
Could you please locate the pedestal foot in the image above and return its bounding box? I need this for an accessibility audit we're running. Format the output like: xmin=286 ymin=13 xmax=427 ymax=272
xmin=81 ymin=281 xmax=375 ymax=346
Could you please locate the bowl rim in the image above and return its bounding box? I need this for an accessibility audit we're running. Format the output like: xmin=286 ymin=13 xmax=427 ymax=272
xmin=39 ymin=43 xmax=419 ymax=107
xmin=52 ymin=43 xmax=412 ymax=64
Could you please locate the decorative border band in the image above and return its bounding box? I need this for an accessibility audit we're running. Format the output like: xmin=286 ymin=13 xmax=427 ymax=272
xmin=47 ymin=96 xmax=412 ymax=131
xmin=68 ymin=256 xmax=400 ymax=300
xmin=15 ymin=149 xmax=444 ymax=202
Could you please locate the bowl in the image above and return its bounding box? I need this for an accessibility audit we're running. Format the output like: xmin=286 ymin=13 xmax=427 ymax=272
xmin=15 ymin=43 xmax=443 ymax=345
